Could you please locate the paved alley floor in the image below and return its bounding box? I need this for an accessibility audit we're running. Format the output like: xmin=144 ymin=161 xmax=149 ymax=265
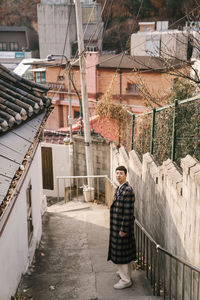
xmin=16 ymin=200 xmax=160 ymax=300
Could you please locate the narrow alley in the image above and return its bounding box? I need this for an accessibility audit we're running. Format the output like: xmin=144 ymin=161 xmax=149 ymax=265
xmin=16 ymin=199 xmax=160 ymax=300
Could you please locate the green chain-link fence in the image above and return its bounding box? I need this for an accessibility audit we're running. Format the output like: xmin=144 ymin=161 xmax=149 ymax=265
xmin=122 ymin=95 xmax=200 ymax=166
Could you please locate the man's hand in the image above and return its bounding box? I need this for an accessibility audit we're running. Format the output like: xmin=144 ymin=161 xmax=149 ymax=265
xmin=119 ymin=231 xmax=127 ymax=237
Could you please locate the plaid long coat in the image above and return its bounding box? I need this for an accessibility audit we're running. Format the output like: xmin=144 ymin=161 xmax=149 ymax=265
xmin=108 ymin=181 xmax=136 ymax=264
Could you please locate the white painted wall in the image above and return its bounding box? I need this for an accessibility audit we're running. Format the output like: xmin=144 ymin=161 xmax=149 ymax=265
xmin=131 ymin=30 xmax=188 ymax=60
xmin=0 ymin=145 xmax=43 ymax=300
xmin=37 ymin=4 xmax=76 ymax=59
xmin=42 ymin=143 xmax=71 ymax=198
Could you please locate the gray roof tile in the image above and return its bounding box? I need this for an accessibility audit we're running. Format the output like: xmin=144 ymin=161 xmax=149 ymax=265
xmin=0 ymin=63 xmax=52 ymax=210
xmin=0 ymin=64 xmax=51 ymax=134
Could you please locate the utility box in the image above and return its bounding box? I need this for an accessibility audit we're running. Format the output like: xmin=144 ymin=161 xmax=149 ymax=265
xmin=83 ymin=186 xmax=94 ymax=202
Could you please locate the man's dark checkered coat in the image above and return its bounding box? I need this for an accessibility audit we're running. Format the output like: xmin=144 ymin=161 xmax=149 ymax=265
xmin=108 ymin=181 xmax=136 ymax=264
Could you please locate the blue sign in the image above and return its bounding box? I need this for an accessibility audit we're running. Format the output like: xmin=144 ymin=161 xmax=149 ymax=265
xmin=15 ymin=52 xmax=25 ymax=59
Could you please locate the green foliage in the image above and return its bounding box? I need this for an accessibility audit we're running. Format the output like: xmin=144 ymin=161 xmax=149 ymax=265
xmin=168 ymin=79 xmax=197 ymax=103
xmin=175 ymin=100 xmax=200 ymax=165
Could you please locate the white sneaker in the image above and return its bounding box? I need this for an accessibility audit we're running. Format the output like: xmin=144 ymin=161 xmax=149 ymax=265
xmin=113 ymin=280 xmax=132 ymax=289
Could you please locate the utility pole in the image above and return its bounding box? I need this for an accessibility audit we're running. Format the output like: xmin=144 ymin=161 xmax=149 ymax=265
xmin=74 ymin=0 xmax=93 ymax=186
xmin=67 ymin=64 xmax=74 ymax=181
xmin=67 ymin=65 xmax=73 ymax=144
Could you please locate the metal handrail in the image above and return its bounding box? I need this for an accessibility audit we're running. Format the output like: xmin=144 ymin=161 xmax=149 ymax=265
xmin=135 ymin=219 xmax=200 ymax=273
xmin=135 ymin=219 xmax=200 ymax=299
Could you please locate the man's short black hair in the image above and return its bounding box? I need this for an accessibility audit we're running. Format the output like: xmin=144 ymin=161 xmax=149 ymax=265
xmin=116 ymin=165 xmax=127 ymax=175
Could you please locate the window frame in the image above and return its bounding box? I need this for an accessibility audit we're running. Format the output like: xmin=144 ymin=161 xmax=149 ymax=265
xmin=126 ymin=83 xmax=140 ymax=95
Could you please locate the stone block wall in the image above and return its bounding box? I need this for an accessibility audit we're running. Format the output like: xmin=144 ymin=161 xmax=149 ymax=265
xmin=73 ymin=135 xmax=110 ymax=194
xmin=111 ymin=144 xmax=200 ymax=268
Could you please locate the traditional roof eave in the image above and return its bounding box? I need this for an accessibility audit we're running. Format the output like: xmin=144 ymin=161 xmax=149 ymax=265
xmin=0 ymin=108 xmax=52 ymax=235
xmin=0 ymin=64 xmax=52 ymax=134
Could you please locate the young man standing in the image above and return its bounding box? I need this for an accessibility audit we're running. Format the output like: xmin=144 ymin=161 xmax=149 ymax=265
xmin=108 ymin=165 xmax=136 ymax=289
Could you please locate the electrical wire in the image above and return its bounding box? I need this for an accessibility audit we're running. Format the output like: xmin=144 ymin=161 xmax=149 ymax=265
xmin=48 ymin=1 xmax=200 ymax=114
xmin=85 ymin=0 xmax=109 ymax=50
xmin=70 ymin=0 xmax=98 ymax=64
xmin=49 ymin=0 xmax=74 ymax=102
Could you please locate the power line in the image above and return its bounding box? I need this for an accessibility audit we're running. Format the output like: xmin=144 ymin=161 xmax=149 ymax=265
xmin=85 ymin=0 xmax=109 ymax=50
xmin=70 ymin=0 xmax=98 ymax=64
xmin=49 ymin=1 xmax=74 ymax=102
xmin=100 ymin=0 xmax=114 ymax=44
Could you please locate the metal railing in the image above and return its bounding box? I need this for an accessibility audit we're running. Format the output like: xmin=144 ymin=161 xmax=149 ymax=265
xmin=56 ymin=175 xmax=116 ymax=207
xmin=135 ymin=220 xmax=200 ymax=300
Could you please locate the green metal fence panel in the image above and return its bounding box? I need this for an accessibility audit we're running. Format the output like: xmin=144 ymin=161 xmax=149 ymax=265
xmin=121 ymin=111 xmax=134 ymax=152
xmin=171 ymin=99 xmax=178 ymax=162
xmin=175 ymin=98 xmax=200 ymax=166
xmin=119 ymin=95 xmax=200 ymax=166
xmin=134 ymin=113 xmax=152 ymax=161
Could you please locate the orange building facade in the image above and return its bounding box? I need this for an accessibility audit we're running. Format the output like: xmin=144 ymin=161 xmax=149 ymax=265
xmin=30 ymin=52 xmax=183 ymax=132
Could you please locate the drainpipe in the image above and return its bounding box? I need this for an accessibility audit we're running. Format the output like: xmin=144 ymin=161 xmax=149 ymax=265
xmin=119 ymin=71 xmax=122 ymax=104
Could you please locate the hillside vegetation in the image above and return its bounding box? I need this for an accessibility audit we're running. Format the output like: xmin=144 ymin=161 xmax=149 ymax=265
xmin=0 ymin=0 xmax=199 ymax=52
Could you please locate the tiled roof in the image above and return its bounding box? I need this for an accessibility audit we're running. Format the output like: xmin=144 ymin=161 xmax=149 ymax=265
xmin=0 ymin=64 xmax=51 ymax=134
xmin=26 ymin=54 xmax=190 ymax=71
xmin=42 ymin=130 xmax=67 ymax=144
xmin=0 ymin=63 xmax=52 ymax=217
xmin=97 ymin=54 xmax=189 ymax=70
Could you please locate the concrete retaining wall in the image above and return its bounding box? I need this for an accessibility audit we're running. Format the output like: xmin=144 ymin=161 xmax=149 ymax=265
xmin=111 ymin=144 xmax=200 ymax=268
xmin=73 ymin=135 xmax=110 ymax=178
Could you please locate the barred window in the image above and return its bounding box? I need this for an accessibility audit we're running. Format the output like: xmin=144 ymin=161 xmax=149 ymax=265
xmin=0 ymin=42 xmax=7 ymax=51
xmin=10 ymin=42 xmax=19 ymax=51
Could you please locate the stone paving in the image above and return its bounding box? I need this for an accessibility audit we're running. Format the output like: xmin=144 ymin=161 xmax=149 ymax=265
xmin=16 ymin=200 xmax=161 ymax=300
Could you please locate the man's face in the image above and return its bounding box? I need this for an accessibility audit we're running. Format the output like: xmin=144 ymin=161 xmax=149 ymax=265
xmin=116 ymin=170 xmax=127 ymax=185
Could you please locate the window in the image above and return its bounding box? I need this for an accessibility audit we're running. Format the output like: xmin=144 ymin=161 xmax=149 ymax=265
xmin=35 ymin=71 xmax=46 ymax=84
xmin=23 ymin=73 xmax=34 ymax=82
xmin=74 ymin=110 xmax=80 ymax=119
xmin=9 ymin=42 xmax=19 ymax=51
xmin=40 ymin=71 xmax=46 ymax=84
xmin=26 ymin=182 xmax=33 ymax=245
xmin=82 ymin=6 xmax=97 ymax=24
xmin=146 ymin=36 xmax=160 ymax=57
xmin=0 ymin=42 xmax=7 ymax=51
xmin=126 ymin=83 xmax=139 ymax=95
